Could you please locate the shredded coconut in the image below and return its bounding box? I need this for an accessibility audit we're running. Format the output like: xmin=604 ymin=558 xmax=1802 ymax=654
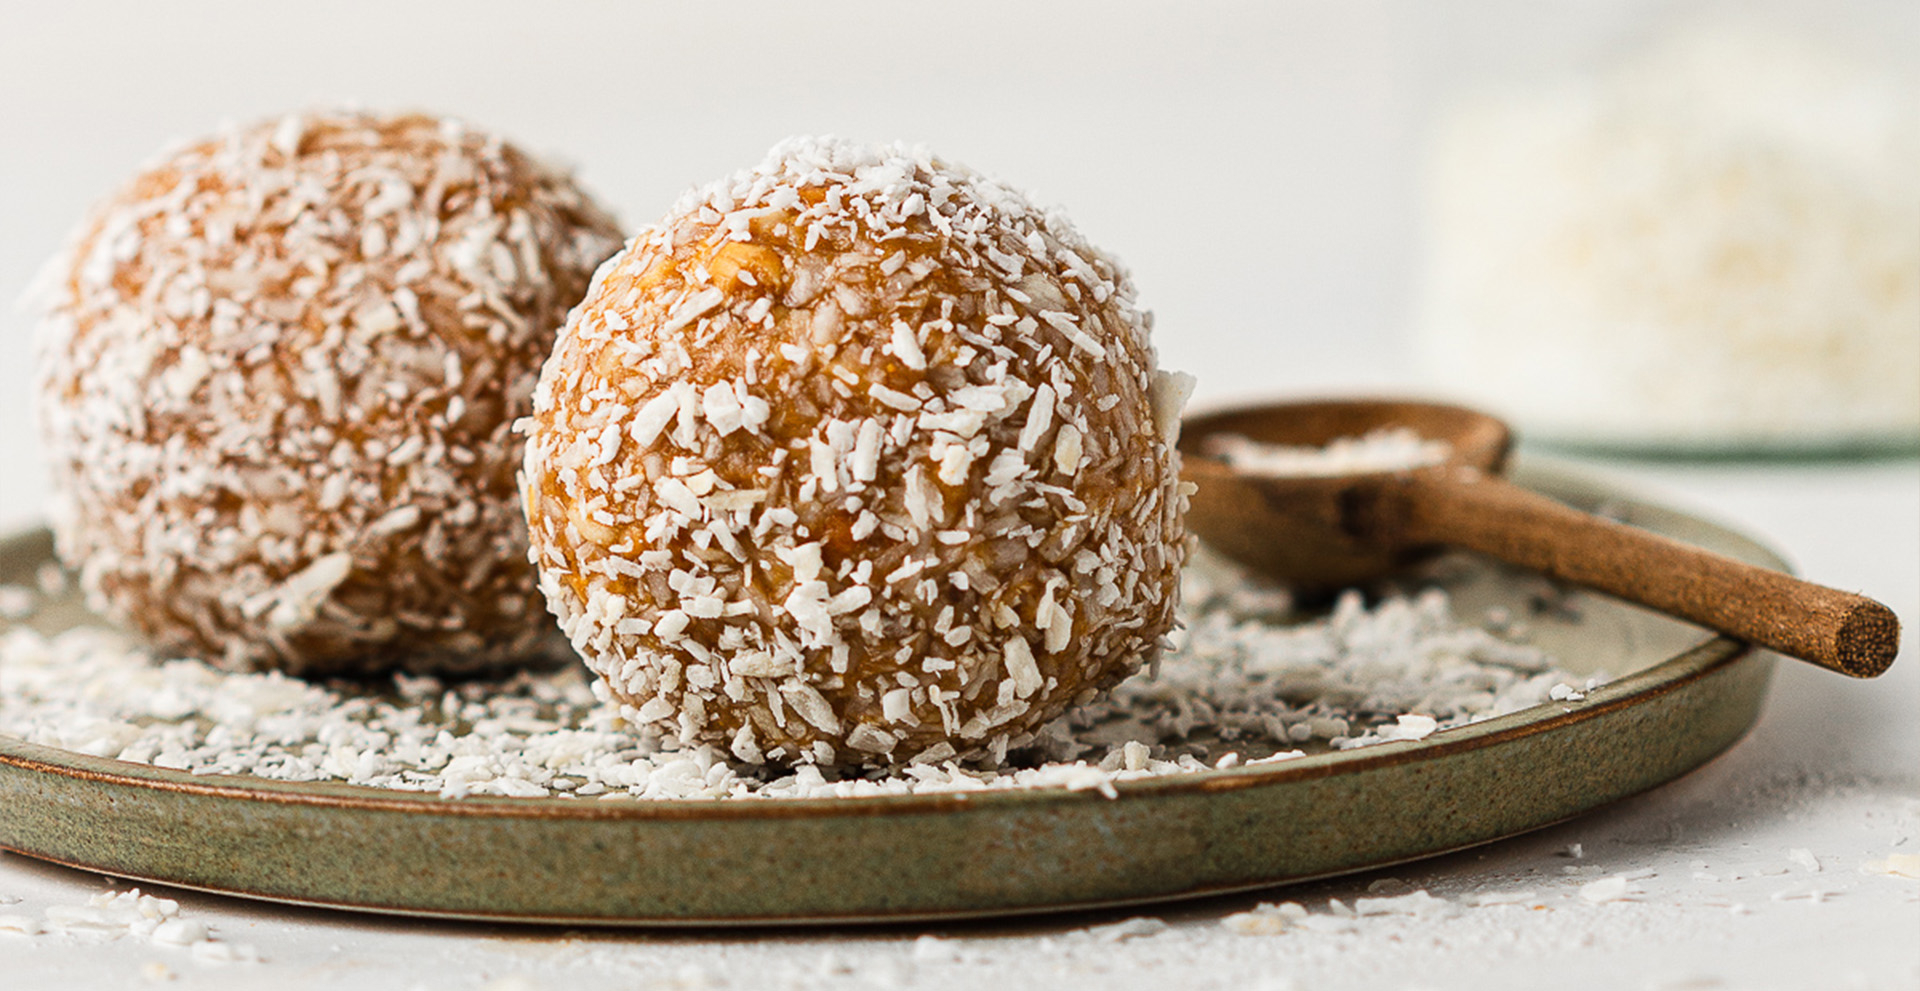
xmin=0 ymin=549 xmax=1595 ymax=801
xmin=1203 ymin=428 xmax=1451 ymax=477
xmin=1580 ymin=876 xmax=1633 ymax=903
xmin=1862 ymin=853 xmax=1920 ymax=880
xmin=0 ymin=887 xmax=257 ymax=962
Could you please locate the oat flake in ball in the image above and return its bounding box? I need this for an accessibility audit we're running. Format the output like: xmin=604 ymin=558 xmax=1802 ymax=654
xmin=522 ymin=136 xmax=1194 ymax=765
xmin=35 ymin=110 xmax=625 ymax=675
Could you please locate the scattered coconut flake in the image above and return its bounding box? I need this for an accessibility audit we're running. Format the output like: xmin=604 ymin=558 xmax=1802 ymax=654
xmin=0 ymin=549 xmax=1591 ymax=801
xmin=189 ymin=940 xmax=262 ymax=964
xmin=1580 ymin=876 xmax=1631 ymax=903
xmin=1222 ymin=901 xmax=1309 ymax=936
xmin=1463 ymin=889 xmax=1539 ymax=907
xmin=35 ymin=563 xmax=66 ymax=597
xmin=1374 ymin=713 xmax=1439 ymax=742
xmin=1220 ymin=909 xmax=1291 ymax=935
xmin=1786 ymin=848 xmax=1821 ymax=873
xmin=1213 ymin=889 xmax=1600 ymax=935
xmin=0 ymin=914 xmax=45 ymax=936
xmin=910 ymin=935 xmax=959 ymax=963
xmin=1862 ymin=853 xmax=1920 ymax=879
xmin=1770 ymin=886 xmax=1838 ymax=903
xmin=0 ymin=888 xmax=254 ymax=960
xmin=150 ymin=918 xmax=208 ymax=946
xmin=1085 ymin=916 xmax=1168 ymax=942
xmin=1352 ymin=889 xmax=1455 ymax=918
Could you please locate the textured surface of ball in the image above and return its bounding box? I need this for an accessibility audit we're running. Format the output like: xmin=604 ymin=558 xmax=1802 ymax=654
xmin=35 ymin=110 xmax=624 ymax=675
xmin=523 ymin=137 xmax=1192 ymax=766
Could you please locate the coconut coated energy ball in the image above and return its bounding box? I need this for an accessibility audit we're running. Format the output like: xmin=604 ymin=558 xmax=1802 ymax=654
xmin=522 ymin=136 xmax=1193 ymax=766
xmin=35 ymin=110 xmax=624 ymax=676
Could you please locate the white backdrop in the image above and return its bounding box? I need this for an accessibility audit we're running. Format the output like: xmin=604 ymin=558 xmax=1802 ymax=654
xmin=1 ymin=6 xmax=1918 ymax=988
xmin=1 ymin=0 xmax=1911 ymax=533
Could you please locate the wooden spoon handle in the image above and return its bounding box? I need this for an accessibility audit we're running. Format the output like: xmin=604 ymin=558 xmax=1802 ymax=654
xmin=1394 ymin=470 xmax=1900 ymax=678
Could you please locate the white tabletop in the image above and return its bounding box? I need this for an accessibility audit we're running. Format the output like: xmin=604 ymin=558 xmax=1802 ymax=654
xmin=2 ymin=4 xmax=1916 ymax=988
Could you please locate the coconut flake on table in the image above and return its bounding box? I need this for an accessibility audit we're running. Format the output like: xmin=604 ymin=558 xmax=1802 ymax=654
xmin=1580 ymin=876 xmax=1633 ymax=903
xmin=1861 ymin=853 xmax=1920 ymax=879
xmin=0 ymin=550 xmax=1596 ymax=801
xmin=1203 ymin=428 xmax=1451 ymax=477
xmin=0 ymin=888 xmax=257 ymax=961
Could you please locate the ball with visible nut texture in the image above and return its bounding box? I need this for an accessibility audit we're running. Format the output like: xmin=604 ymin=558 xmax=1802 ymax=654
xmin=522 ymin=136 xmax=1193 ymax=765
xmin=34 ymin=110 xmax=625 ymax=675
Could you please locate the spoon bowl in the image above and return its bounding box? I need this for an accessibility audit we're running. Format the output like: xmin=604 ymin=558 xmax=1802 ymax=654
xmin=1179 ymin=398 xmax=1511 ymax=592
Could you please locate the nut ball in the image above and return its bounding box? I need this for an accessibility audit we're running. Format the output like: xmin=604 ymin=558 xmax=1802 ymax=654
xmin=34 ymin=110 xmax=625 ymax=675
xmin=522 ymin=136 xmax=1193 ymax=765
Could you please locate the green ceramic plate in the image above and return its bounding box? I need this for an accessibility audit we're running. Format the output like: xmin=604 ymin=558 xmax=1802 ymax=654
xmin=0 ymin=462 xmax=1778 ymax=926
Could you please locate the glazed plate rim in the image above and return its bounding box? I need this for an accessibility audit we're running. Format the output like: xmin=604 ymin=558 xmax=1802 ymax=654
xmin=0 ymin=636 xmax=1747 ymax=818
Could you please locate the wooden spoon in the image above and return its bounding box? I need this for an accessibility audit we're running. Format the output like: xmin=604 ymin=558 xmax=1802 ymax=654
xmin=1178 ymin=398 xmax=1900 ymax=679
